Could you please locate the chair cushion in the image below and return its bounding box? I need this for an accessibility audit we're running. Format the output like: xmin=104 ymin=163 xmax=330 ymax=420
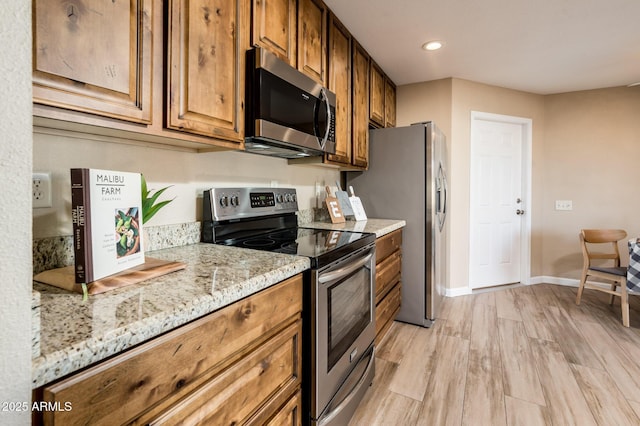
xmin=628 ymin=238 xmax=640 ymax=292
xmin=590 ymin=266 xmax=627 ymax=276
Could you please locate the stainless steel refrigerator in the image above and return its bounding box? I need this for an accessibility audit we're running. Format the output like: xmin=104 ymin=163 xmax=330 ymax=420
xmin=347 ymin=122 xmax=448 ymax=327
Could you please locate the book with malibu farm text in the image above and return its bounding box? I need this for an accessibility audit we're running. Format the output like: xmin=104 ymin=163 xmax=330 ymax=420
xmin=71 ymin=168 xmax=145 ymax=283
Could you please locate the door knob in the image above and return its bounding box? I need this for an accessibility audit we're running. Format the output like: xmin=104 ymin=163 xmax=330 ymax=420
xmin=516 ymin=209 xmax=525 ymax=215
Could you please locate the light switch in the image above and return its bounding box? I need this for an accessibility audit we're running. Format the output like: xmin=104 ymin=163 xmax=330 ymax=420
xmin=555 ymin=200 xmax=572 ymax=211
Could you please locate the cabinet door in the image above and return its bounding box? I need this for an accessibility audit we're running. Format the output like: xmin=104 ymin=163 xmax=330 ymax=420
xmin=167 ymin=0 xmax=248 ymax=142
xmin=252 ymin=0 xmax=297 ymax=66
xmin=352 ymin=41 xmax=370 ymax=169
xmin=385 ymin=77 xmax=397 ymax=128
xmin=369 ymin=61 xmax=385 ymax=127
xmin=297 ymin=0 xmax=328 ymax=85
xmin=326 ymin=14 xmax=352 ymax=165
xmin=33 ymin=0 xmax=152 ymax=124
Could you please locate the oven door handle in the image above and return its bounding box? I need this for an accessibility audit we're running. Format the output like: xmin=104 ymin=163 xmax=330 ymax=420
xmin=318 ymin=253 xmax=373 ymax=284
xmin=318 ymin=346 xmax=375 ymax=425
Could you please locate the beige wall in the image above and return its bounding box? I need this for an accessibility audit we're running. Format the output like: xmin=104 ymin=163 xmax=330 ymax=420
xmin=542 ymin=86 xmax=640 ymax=278
xmin=398 ymin=78 xmax=640 ymax=291
xmin=32 ymin=131 xmax=340 ymax=239
xmin=397 ymin=78 xmax=453 ymax=132
xmin=450 ymin=79 xmax=545 ymax=290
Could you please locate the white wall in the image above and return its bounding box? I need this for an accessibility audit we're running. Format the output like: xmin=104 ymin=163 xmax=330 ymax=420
xmin=0 ymin=2 xmax=33 ymax=425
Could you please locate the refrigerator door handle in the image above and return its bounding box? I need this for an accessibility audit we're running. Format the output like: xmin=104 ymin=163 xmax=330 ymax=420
xmin=437 ymin=163 xmax=448 ymax=231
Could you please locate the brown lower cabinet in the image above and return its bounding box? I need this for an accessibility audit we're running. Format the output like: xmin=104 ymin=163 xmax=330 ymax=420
xmin=374 ymin=229 xmax=402 ymax=345
xmin=33 ymin=275 xmax=303 ymax=426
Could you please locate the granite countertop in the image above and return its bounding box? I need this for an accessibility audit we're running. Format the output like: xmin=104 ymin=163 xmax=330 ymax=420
xmin=31 ymin=218 xmax=405 ymax=389
xmin=305 ymin=218 xmax=406 ymax=238
xmin=31 ymin=244 xmax=310 ymax=388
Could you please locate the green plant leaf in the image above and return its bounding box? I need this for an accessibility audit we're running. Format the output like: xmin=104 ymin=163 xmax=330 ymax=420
xmin=141 ymin=174 xmax=149 ymax=198
xmin=140 ymin=174 xmax=174 ymax=224
xmin=144 ymin=199 xmax=174 ymax=223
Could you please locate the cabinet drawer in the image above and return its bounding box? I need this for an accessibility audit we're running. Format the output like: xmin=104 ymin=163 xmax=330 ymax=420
xmin=375 ymin=282 xmax=401 ymax=344
xmin=376 ymin=230 xmax=402 ymax=264
xmin=260 ymin=389 xmax=302 ymax=426
xmin=150 ymin=320 xmax=301 ymax=425
xmin=375 ymin=250 xmax=401 ymax=304
xmin=42 ymin=275 xmax=302 ymax=426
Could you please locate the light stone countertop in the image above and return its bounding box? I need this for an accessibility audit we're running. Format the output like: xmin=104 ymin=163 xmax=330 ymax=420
xmin=31 ymin=244 xmax=310 ymax=388
xmin=304 ymin=218 xmax=406 ymax=238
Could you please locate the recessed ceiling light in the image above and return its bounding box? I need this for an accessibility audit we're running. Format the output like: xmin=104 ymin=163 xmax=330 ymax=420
xmin=422 ymin=40 xmax=443 ymax=51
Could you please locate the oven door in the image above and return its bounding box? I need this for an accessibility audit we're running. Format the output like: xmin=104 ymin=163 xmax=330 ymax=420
xmin=313 ymin=243 xmax=376 ymax=424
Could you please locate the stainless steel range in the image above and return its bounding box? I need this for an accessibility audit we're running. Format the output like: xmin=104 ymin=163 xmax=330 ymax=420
xmin=202 ymin=187 xmax=376 ymax=426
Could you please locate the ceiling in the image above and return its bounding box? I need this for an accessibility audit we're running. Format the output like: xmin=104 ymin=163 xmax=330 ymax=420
xmin=322 ymin=0 xmax=640 ymax=94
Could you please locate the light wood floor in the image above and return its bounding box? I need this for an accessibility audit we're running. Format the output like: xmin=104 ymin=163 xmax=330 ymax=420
xmin=349 ymin=284 xmax=640 ymax=426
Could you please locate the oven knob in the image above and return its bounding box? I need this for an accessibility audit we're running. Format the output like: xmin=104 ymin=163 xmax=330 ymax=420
xmin=230 ymin=195 xmax=239 ymax=206
xmin=276 ymin=194 xmax=284 ymax=203
xmin=291 ymin=193 xmax=297 ymax=202
xmin=284 ymin=193 xmax=291 ymax=202
xmin=219 ymin=196 xmax=229 ymax=207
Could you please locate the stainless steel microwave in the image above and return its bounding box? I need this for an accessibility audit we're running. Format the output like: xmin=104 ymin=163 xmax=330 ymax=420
xmin=245 ymin=47 xmax=336 ymax=159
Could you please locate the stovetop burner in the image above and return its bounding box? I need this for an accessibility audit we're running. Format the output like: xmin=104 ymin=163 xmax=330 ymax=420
xmin=223 ymin=227 xmax=373 ymax=268
xmin=241 ymin=238 xmax=277 ymax=248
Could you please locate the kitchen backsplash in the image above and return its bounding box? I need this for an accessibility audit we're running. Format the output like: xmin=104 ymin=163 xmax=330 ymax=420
xmin=32 ymin=208 xmax=327 ymax=275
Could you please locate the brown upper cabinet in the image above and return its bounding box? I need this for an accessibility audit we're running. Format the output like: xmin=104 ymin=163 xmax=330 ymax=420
xmin=251 ymin=0 xmax=297 ymax=66
xmin=352 ymin=40 xmax=370 ymax=169
xmin=369 ymin=61 xmax=385 ymax=127
xmin=253 ymin=0 xmax=327 ymax=85
xmin=297 ymin=0 xmax=328 ymax=85
xmin=167 ymin=0 xmax=250 ymax=143
xmin=32 ymin=0 xmax=246 ymax=151
xmin=385 ymin=76 xmax=397 ymax=128
xmin=32 ymin=0 xmax=153 ymax=124
xmin=32 ymin=0 xmax=393 ymax=155
xmin=370 ymin=60 xmax=397 ymax=129
xmin=325 ymin=13 xmax=352 ymax=165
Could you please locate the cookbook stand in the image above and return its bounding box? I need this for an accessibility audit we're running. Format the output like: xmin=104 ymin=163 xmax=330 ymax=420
xmin=33 ymin=258 xmax=186 ymax=295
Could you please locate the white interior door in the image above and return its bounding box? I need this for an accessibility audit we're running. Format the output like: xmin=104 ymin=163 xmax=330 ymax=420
xmin=470 ymin=113 xmax=531 ymax=289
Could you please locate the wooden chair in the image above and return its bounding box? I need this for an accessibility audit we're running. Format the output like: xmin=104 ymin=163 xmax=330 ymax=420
xmin=576 ymin=229 xmax=630 ymax=327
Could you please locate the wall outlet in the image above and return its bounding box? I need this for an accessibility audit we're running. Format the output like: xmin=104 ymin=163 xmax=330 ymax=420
xmin=555 ymin=200 xmax=572 ymax=211
xmin=33 ymin=172 xmax=52 ymax=208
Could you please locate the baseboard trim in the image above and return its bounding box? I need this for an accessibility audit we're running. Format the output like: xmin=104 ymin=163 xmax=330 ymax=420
xmin=446 ymin=276 xmax=580 ymax=297
xmin=445 ymin=287 xmax=473 ymax=297
xmin=532 ymin=276 xmax=580 ymax=287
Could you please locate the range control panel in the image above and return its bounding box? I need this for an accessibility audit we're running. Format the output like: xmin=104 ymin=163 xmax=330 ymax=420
xmin=250 ymin=192 xmax=276 ymax=208
xmin=205 ymin=187 xmax=298 ymax=221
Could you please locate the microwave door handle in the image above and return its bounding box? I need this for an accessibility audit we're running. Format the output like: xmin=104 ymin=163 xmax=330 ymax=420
xmin=318 ymin=253 xmax=373 ymax=284
xmin=317 ymin=87 xmax=331 ymax=149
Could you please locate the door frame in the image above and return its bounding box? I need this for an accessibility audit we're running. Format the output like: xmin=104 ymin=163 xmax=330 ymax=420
xmin=469 ymin=111 xmax=533 ymax=288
